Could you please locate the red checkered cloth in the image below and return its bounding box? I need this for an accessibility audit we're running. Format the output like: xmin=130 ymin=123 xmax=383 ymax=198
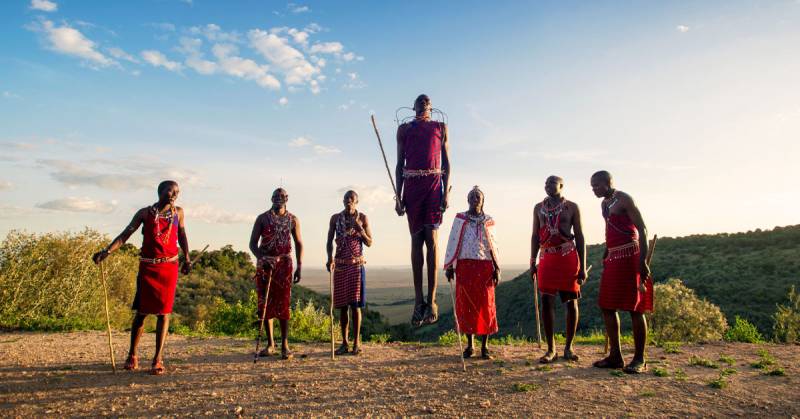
xmin=598 ymin=214 xmax=648 ymax=313
xmin=400 ymin=119 xmax=444 ymax=234
xmin=333 ymin=218 xmax=365 ymax=308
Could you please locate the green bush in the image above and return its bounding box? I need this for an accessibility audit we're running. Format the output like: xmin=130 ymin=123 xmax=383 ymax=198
xmin=724 ymin=316 xmax=763 ymax=343
xmin=437 ymin=330 xmax=465 ymax=345
xmin=772 ymin=286 xmax=800 ymax=343
xmin=369 ymin=333 xmax=390 ymax=344
xmin=651 ymin=278 xmax=728 ymax=343
xmin=0 ymin=229 xmax=138 ymax=331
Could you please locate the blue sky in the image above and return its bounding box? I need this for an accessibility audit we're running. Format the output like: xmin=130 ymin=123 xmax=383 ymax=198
xmin=1 ymin=0 xmax=799 ymax=266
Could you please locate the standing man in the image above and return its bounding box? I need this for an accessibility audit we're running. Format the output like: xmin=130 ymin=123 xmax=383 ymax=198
xmin=326 ymin=190 xmax=373 ymax=355
xmin=590 ymin=171 xmax=650 ymax=374
xmin=249 ymin=188 xmax=303 ymax=360
xmin=395 ymin=94 xmax=451 ymax=326
xmin=530 ymin=176 xmax=587 ymax=363
xmin=92 ymin=180 xmax=192 ymax=375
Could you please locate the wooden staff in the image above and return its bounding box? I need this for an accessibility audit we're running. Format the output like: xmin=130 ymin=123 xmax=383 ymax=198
xmin=370 ymin=115 xmax=401 ymax=204
xmin=98 ymin=262 xmax=116 ymax=373
xmin=253 ymin=268 xmax=273 ymax=364
xmin=447 ymin=277 xmax=467 ymax=372
xmin=532 ymin=272 xmax=542 ymax=349
xmin=329 ymin=264 xmax=336 ymax=360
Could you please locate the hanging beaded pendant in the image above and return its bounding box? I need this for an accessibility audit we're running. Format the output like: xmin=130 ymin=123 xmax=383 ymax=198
xmin=152 ymin=205 xmax=175 ymax=245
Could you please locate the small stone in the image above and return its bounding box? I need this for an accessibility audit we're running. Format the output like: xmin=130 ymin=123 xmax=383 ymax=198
xmin=480 ymin=400 xmax=491 ymax=408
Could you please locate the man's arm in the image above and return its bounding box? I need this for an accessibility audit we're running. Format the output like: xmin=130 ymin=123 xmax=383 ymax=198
xmin=394 ymin=125 xmax=406 ymax=215
xmin=93 ymin=208 xmax=146 ymax=264
xmin=176 ymin=207 xmax=191 ymax=274
xmin=572 ymin=203 xmax=587 ymax=283
xmin=249 ymin=215 xmax=263 ymax=262
xmin=325 ymin=214 xmax=336 ymax=271
xmin=358 ymin=213 xmax=373 ymax=247
xmin=622 ymin=193 xmax=649 ymax=278
xmin=530 ymin=205 xmax=542 ymax=279
xmin=440 ymin=123 xmax=450 ymax=212
xmin=291 ymin=215 xmax=303 ymax=283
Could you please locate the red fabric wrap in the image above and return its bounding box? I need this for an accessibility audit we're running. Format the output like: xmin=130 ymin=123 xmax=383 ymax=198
xmin=537 ymin=227 xmax=579 ymax=294
xmin=254 ymin=212 xmax=294 ymax=320
xmin=455 ymin=259 xmax=498 ymax=335
xmin=599 ymin=214 xmax=647 ymax=313
xmin=333 ymin=218 xmax=365 ymax=308
xmin=401 ymin=120 xmax=443 ymax=234
xmin=133 ymin=208 xmax=179 ymax=315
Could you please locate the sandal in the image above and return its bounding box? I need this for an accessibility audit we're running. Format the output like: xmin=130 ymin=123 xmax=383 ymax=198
xmin=593 ymin=356 xmax=624 ymax=369
xmin=124 ymin=354 xmax=138 ymax=371
xmin=150 ymin=359 xmax=165 ymax=376
xmin=422 ymin=302 xmax=439 ymax=325
xmin=623 ymin=359 xmax=647 ymax=374
xmin=411 ymin=303 xmax=426 ymax=327
xmin=481 ymin=348 xmax=493 ymax=360
xmin=351 ymin=346 xmax=362 ymax=356
xmin=539 ymin=351 xmax=558 ymax=364
xmin=562 ymin=349 xmax=580 ymax=362
xmin=280 ymin=348 xmax=293 ymax=360
xmin=462 ymin=347 xmax=474 ymax=359
xmin=258 ymin=346 xmax=274 ymax=357
xmin=335 ymin=343 xmax=350 ymax=356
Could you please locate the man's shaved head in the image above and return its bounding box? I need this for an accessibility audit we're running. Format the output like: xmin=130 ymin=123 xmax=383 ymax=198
xmin=590 ymin=170 xmax=614 ymax=198
xmin=413 ymin=94 xmax=432 ymax=114
xmin=546 ymin=175 xmax=564 ymax=185
xmin=591 ymin=170 xmax=613 ymax=185
xmin=544 ymin=175 xmax=564 ymax=198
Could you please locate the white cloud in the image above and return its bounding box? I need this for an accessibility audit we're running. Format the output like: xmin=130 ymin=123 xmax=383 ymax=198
xmin=189 ymin=24 xmax=240 ymax=43
xmin=248 ymin=29 xmax=319 ymax=87
xmin=34 ymin=20 xmax=116 ymax=67
xmin=37 ymin=158 xmax=205 ymax=191
xmin=30 ymin=0 xmax=57 ymax=12
xmin=676 ymin=25 xmax=690 ymax=33
xmin=212 ymin=43 xmax=280 ymax=89
xmin=0 ymin=180 xmax=12 ymax=191
xmin=288 ymin=3 xmax=310 ymax=13
xmin=309 ymin=42 xmax=343 ymax=55
xmin=288 ymin=136 xmax=311 ymax=147
xmin=108 ymin=47 xmax=139 ymax=63
xmin=0 ymin=141 xmax=37 ymax=150
xmin=141 ymin=50 xmax=183 ymax=72
xmin=337 ymin=185 xmax=395 ymax=205
xmin=279 ymin=97 xmax=288 ymax=106
xmin=2 ymin=91 xmax=21 ymax=99
xmin=185 ymin=204 xmax=252 ymax=224
xmin=36 ymin=197 xmax=118 ymax=213
xmin=313 ymin=144 xmax=340 ymax=155
xmin=147 ymin=22 xmax=176 ymax=32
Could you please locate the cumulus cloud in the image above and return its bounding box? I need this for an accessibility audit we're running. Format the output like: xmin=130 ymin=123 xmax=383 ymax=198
xmin=212 ymin=43 xmax=280 ymax=89
xmin=37 ymin=158 xmax=204 ymax=191
xmin=185 ymin=204 xmax=252 ymax=224
xmin=676 ymin=25 xmax=690 ymax=33
xmin=141 ymin=50 xmax=183 ymax=72
xmin=32 ymin=20 xmax=116 ymax=67
xmin=3 ymin=91 xmax=21 ymax=99
xmin=36 ymin=197 xmax=118 ymax=213
xmin=288 ymin=3 xmax=310 ymax=13
xmin=279 ymin=97 xmax=288 ymax=106
xmin=249 ymin=29 xmax=319 ymax=87
xmin=108 ymin=47 xmax=139 ymax=63
xmin=288 ymin=136 xmax=311 ymax=147
xmin=30 ymin=0 xmax=57 ymax=12
xmin=309 ymin=42 xmax=343 ymax=54
xmin=189 ymin=24 xmax=240 ymax=43
xmin=313 ymin=144 xmax=340 ymax=154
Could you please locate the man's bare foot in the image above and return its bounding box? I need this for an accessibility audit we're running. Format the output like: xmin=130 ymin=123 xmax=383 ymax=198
xmin=539 ymin=351 xmax=557 ymax=364
xmin=258 ymin=345 xmax=275 ymax=357
xmin=480 ymin=348 xmax=493 ymax=360
xmin=411 ymin=303 xmax=425 ymax=327
xmin=422 ymin=302 xmax=438 ymax=325
xmin=593 ymin=356 xmax=624 ymax=369
xmin=623 ymin=359 xmax=647 ymax=374
xmin=351 ymin=345 xmax=362 ymax=356
xmin=462 ymin=347 xmax=474 ymax=359
xmin=280 ymin=347 xmax=293 ymax=360
xmin=150 ymin=359 xmax=165 ymax=375
xmin=124 ymin=354 xmax=138 ymax=371
xmin=562 ymin=348 xmax=579 ymax=362
xmin=334 ymin=343 xmax=349 ymax=356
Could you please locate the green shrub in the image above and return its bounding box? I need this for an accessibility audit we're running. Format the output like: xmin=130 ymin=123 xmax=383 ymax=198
xmin=660 ymin=342 xmax=683 ymax=354
xmin=750 ymin=349 xmax=776 ymax=370
xmin=718 ymin=355 xmax=735 ymax=365
xmin=674 ymin=368 xmax=687 ymax=381
xmin=512 ymin=383 xmax=539 ymax=392
xmin=369 ymin=333 xmax=390 ymax=344
xmin=772 ymin=286 xmax=800 ymax=343
xmin=724 ymin=316 xmax=763 ymax=343
xmin=688 ymin=356 xmax=718 ymax=368
xmin=437 ymin=330 xmax=465 ymax=346
xmin=651 ymin=278 xmax=728 ymax=343
xmin=653 ymin=367 xmax=669 ymax=377
xmin=765 ymin=367 xmax=785 ymax=376
xmin=708 ymin=374 xmax=727 ymax=389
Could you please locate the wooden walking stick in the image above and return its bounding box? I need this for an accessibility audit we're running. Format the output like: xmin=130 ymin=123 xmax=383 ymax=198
xmin=447 ymin=277 xmax=467 ymax=372
xmin=532 ymin=272 xmax=542 ymax=349
xmin=253 ymin=268 xmax=274 ymax=364
xmin=329 ymin=264 xmax=336 ymax=360
xmin=370 ymin=115 xmax=401 ymax=204
xmin=98 ymin=262 xmax=117 ymax=373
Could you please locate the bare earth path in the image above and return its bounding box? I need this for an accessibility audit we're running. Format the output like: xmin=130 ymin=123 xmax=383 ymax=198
xmin=1 ymin=331 xmax=798 ymax=417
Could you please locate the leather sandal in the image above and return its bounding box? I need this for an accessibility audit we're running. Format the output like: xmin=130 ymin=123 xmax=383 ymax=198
xmin=124 ymin=354 xmax=138 ymax=371
xmin=150 ymin=359 xmax=165 ymax=375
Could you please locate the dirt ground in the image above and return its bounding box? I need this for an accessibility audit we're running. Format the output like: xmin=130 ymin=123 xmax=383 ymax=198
xmin=1 ymin=331 xmax=798 ymax=417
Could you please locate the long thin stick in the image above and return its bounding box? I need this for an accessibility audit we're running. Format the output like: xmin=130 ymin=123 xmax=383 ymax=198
xmin=99 ymin=262 xmax=116 ymax=373
xmin=329 ymin=265 xmax=335 ymax=360
xmin=532 ymin=272 xmax=542 ymax=349
xmin=447 ymin=278 xmax=467 ymax=372
xmin=253 ymin=269 xmax=273 ymax=364
xmin=370 ymin=115 xmax=400 ymax=203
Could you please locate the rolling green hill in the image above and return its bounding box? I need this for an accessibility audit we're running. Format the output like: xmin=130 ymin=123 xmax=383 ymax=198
xmin=410 ymin=225 xmax=800 ymax=340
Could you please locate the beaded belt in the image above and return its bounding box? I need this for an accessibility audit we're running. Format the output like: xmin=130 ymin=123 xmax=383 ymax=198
xmin=403 ymin=168 xmax=445 ymax=178
xmin=606 ymin=241 xmax=639 ymax=261
xmin=140 ymin=255 xmax=179 ymax=264
xmin=335 ymin=256 xmax=366 ymax=266
xmin=540 ymin=241 xmax=576 ymax=257
xmin=259 ymin=253 xmax=291 ymax=269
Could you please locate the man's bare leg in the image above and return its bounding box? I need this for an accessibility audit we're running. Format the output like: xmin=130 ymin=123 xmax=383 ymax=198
xmin=480 ymin=335 xmax=492 ymax=359
xmin=464 ymin=334 xmax=474 ymax=358
xmin=624 ymin=312 xmax=647 ymax=373
xmin=410 ymin=231 xmax=425 ymax=325
xmin=423 ymin=227 xmax=439 ymax=323
xmin=337 ymin=307 xmax=350 ymax=354
xmin=279 ymin=319 xmax=292 ymax=359
xmin=540 ymin=294 xmax=557 ymax=363
xmin=351 ymin=307 xmax=362 ymax=354
xmin=152 ymin=314 xmax=169 ymax=363
xmin=125 ymin=313 xmax=146 ymax=369
xmin=594 ymin=308 xmax=624 ymax=368
xmin=563 ymin=299 xmax=579 ymax=360
xmin=265 ymin=318 xmax=276 ymax=352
